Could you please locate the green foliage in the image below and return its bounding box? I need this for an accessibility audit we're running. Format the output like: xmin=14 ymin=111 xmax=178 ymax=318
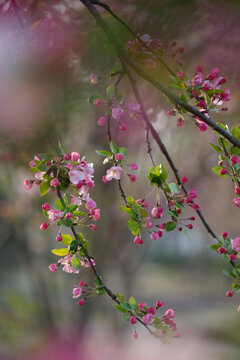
xmin=52 ymin=248 xmax=69 ymax=256
xmin=212 ymin=166 xmax=228 ymax=178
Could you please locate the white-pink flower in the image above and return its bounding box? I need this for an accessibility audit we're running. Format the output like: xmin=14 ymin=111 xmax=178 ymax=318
xmin=72 ymin=285 xmax=83 ymax=298
xmin=105 ymin=166 xmax=122 ymax=181
xmin=231 ymin=236 xmax=240 ymax=253
xmin=112 ymin=107 xmax=124 ymax=120
xmin=69 ymin=161 xmax=94 ymax=185
xmin=142 ymin=313 xmax=154 ymax=325
xmin=58 ymin=255 xmax=79 ymax=274
xmin=47 ymin=209 xmax=62 ymax=222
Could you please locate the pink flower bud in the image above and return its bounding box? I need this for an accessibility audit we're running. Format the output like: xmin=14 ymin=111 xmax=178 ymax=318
xmin=119 ymin=124 xmax=127 ymax=131
xmin=40 ymin=222 xmax=49 ymax=231
xmin=226 ymin=290 xmax=234 ymax=297
xmin=192 ymin=73 xmax=203 ymax=86
xmin=79 ymin=280 xmax=87 ymax=286
xmin=134 ymin=236 xmax=143 ymax=244
xmin=197 ymin=120 xmax=208 ymax=132
xmin=176 ymin=118 xmax=184 ymax=127
xmin=202 ymin=83 xmax=210 ymax=91
xmin=229 ymin=254 xmax=237 ymax=261
xmin=129 ymin=316 xmax=137 ymax=325
xmin=197 ymin=100 xmax=206 ymax=107
xmin=231 ymin=156 xmax=240 ymax=165
xmin=71 ymin=152 xmax=80 ymax=162
xmin=178 ymin=227 xmax=182 ymax=231
xmin=150 ymin=232 xmax=159 ymax=240
xmin=49 ymin=264 xmax=58 ymax=272
xmin=177 ymin=71 xmax=185 ymax=80
xmin=188 ymin=224 xmax=193 ymax=230
xmin=115 ymin=153 xmax=123 ymax=161
xmin=148 ymin=307 xmax=155 ymax=314
xmin=130 ymin=162 xmax=138 ymax=170
xmin=164 ymin=308 xmax=175 ymax=319
xmin=220 ymin=168 xmax=228 ymax=175
xmin=102 ymin=176 xmax=109 ymax=183
xmin=90 ymin=73 xmax=98 ymax=85
xmin=145 ymin=221 xmax=152 ymax=229
xmin=160 ymin=223 xmax=166 ymax=230
xmin=156 ymin=300 xmax=164 ymax=309
xmin=24 ymin=180 xmax=33 ymax=190
xmin=98 ymin=116 xmax=106 ymax=126
xmin=130 ymin=174 xmax=137 ymax=182
xmin=29 ymin=160 xmax=36 ymax=168
xmin=157 ymin=230 xmax=163 ymax=238
xmin=132 ymin=330 xmax=138 ymax=340
xmin=64 ymin=153 xmax=71 ymax=160
xmin=42 ymin=203 xmax=50 ymax=211
xmin=142 ymin=313 xmax=154 ymax=325
xmin=56 ymin=234 xmax=62 ymax=242
xmin=181 ymin=176 xmax=188 ymax=183
xmin=65 ymin=212 xmax=73 ymax=219
xmin=176 ymin=208 xmax=181 ymax=214
xmin=192 ymin=203 xmax=199 ymax=210
xmin=218 ymin=247 xmax=225 ymax=254
xmin=50 ymin=178 xmax=59 ymax=187
xmin=190 ymin=216 xmax=195 ymax=221
xmin=234 ymin=198 xmax=240 ymax=208
xmin=90 ymin=224 xmax=97 ymax=230
xmin=151 ymin=207 xmax=164 ymax=219
xmin=93 ymin=98 xmax=103 ymax=107
xmin=78 ymin=299 xmax=85 ymax=306
xmin=191 ymin=90 xmax=198 ymax=98
xmin=167 ymin=110 xmax=175 ymax=116
xmin=222 ymin=232 xmax=228 ymax=239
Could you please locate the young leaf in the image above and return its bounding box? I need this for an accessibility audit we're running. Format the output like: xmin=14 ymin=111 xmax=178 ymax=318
xmin=52 ymin=248 xmax=69 ymax=256
xmin=61 ymin=234 xmax=72 ymax=246
xmin=40 ymin=181 xmax=50 ymax=196
xmin=165 ymin=222 xmax=176 ymax=232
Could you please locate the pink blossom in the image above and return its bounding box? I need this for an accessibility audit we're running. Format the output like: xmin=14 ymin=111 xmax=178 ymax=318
xmin=130 ymin=162 xmax=138 ymax=170
xmin=115 ymin=153 xmax=123 ymax=161
xmin=89 ymin=224 xmax=97 ymax=230
xmin=192 ymin=73 xmax=203 ymax=86
xmin=234 ymin=198 xmax=240 ymax=208
xmin=132 ymin=330 xmax=138 ymax=340
xmin=47 ymin=209 xmax=62 ymax=222
xmin=40 ymin=222 xmax=49 ymax=231
xmin=231 ymin=156 xmax=240 ymax=165
xmin=220 ymin=89 xmax=231 ymax=102
xmin=98 ymin=116 xmax=106 ymax=126
xmin=226 ymin=290 xmax=234 ymax=297
xmin=93 ymin=98 xmax=103 ymax=107
xmin=81 ymin=258 xmax=96 ymax=268
xmin=235 ymin=188 xmax=240 ymax=195
xmin=181 ymin=176 xmax=188 ymax=184
xmin=102 ymin=175 xmax=109 ymax=183
xmin=157 ymin=230 xmax=163 ymax=237
xmin=164 ymin=308 xmax=175 ymax=319
xmin=50 ymin=178 xmax=59 ymax=187
xmin=49 ymin=264 xmax=58 ymax=272
xmin=24 ymin=180 xmax=33 ymax=190
xmin=159 ymin=223 xmax=166 ymax=230
xmin=145 ymin=221 xmax=152 ymax=229
xmin=150 ymin=232 xmax=159 ymax=240
xmin=105 ymin=166 xmax=122 ymax=181
xmin=86 ymin=198 xmax=97 ymax=210
xmin=151 ymin=206 xmax=164 ymax=219
xmin=129 ymin=103 xmax=140 ymax=114
xmin=79 ymin=280 xmax=87 ymax=286
xmin=58 ymin=255 xmax=79 ymax=274
xmin=42 ymin=202 xmax=50 ymax=211
xmin=188 ymin=189 xmax=197 ymax=199
xmin=71 ymin=195 xmax=82 ymax=206
xmin=69 ymin=162 xmax=94 ymax=185
xmin=72 ymin=285 xmax=83 ymax=298
xmin=177 ymin=71 xmax=185 ymax=80
xmin=71 ymin=152 xmax=80 ymax=162
xmin=207 ymin=68 xmax=219 ymax=81
xmin=192 ymin=203 xmax=199 ymax=210
xmin=198 ymin=100 xmax=206 ymax=107
xmin=130 ymin=174 xmax=137 ymax=182
xmin=202 ymin=82 xmax=210 ymax=91
xmin=90 ymin=73 xmax=98 ymax=85
xmin=148 ymin=307 xmax=155 ymax=314
xmin=142 ymin=313 xmax=154 ymax=325
xmin=229 ymin=254 xmax=237 ymax=261
xmin=90 ymin=208 xmax=101 ymax=221
xmin=191 ymin=90 xmax=198 ymax=98
xmin=112 ymin=107 xmax=124 ymax=120
xmin=29 ymin=160 xmax=36 ymax=168
xmin=222 ymin=232 xmax=228 ymax=239
xmin=220 ymin=168 xmax=228 ymax=175
xmin=138 ymin=302 xmax=147 ymax=311
xmin=218 ymin=247 xmax=225 ymax=254
xmin=231 ymin=236 xmax=240 ymax=252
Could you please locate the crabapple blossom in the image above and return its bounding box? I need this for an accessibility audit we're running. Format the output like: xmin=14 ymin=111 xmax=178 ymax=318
xmin=164 ymin=309 xmax=175 ymax=319
xmin=112 ymin=107 xmax=124 ymax=120
xmin=181 ymin=176 xmax=188 ymax=183
xmin=222 ymin=232 xmax=228 ymax=239
xmin=71 ymin=152 xmax=80 ymax=162
xmin=234 ymin=198 xmax=240 ymax=208
xmin=42 ymin=203 xmax=50 ymax=211
xmin=47 ymin=209 xmax=62 ymax=222
xmin=105 ymin=166 xmax=122 ymax=181
xmin=226 ymin=290 xmax=234 ymax=297
xmin=132 ymin=330 xmax=138 ymax=340
xmin=40 ymin=222 xmax=49 ymax=231
xmin=197 ymin=120 xmax=208 ymax=132
xmin=156 ymin=300 xmax=164 ymax=309
xmin=130 ymin=162 xmax=138 ymax=170
xmin=134 ymin=236 xmax=143 ymax=244
xmin=151 ymin=206 xmax=164 ymax=218
xmin=231 ymin=236 xmax=240 ymax=252
xmin=176 ymin=118 xmax=184 ymax=127
xmin=115 ymin=153 xmax=123 ymax=161
xmin=130 ymin=174 xmax=137 ymax=182
xmin=24 ymin=180 xmax=33 ymax=190
xmin=56 ymin=234 xmax=62 ymax=242
xmin=72 ymin=285 xmax=83 ymax=298
xmin=129 ymin=316 xmax=137 ymax=325
xmin=49 ymin=264 xmax=58 ymax=272
xmin=65 ymin=212 xmax=74 ymax=219
xmin=142 ymin=313 xmax=154 ymax=325
xmin=78 ymin=299 xmax=85 ymax=306
xmin=98 ymin=116 xmax=106 ymax=126
xmin=50 ymin=178 xmax=59 ymax=187
xmin=93 ymin=98 xmax=103 ymax=107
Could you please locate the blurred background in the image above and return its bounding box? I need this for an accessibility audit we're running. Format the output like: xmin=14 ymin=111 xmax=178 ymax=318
xmin=0 ymin=0 xmax=240 ymax=359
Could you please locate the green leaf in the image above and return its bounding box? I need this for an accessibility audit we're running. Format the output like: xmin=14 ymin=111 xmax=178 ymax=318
xmin=61 ymin=234 xmax=72 ymax=246
xmin=110 ymin=141 xmax=119 ymax=155
xmin=119 ymin=147 xmax=128 ymax=157
xmin=116 ymin=293 xmax=125 ymax=302
xmin=208 ymin=244 xmax=219 ymax=251
xmin=182 ymin=227 xmax=191 ymax=241
xmin=113 ymin=304 xmax=130 ymax=313
xmin=120 ymin=302 xmax=132 ymax=311
xmin=180 ymin=93 xmax=188 ymax=103
xmin=96 ymin=150 xmax=111 ymax=157
xmin=165 ymin=222 xmax=176 ymax=232
xmin=62 ymin=218 xmax=73 ymax=227
xmin=166 ymin=210 xmax=178 ymax=218
xmin=96 ymin=287 xmax=106 ymax=295
xmin=222 ymin=270 xmax=237 ymax=279
xmin=58 ymin=141 xmax=68 ymax=156
xmin=209 ymin=143 xmax=222 ymax=154
xmin=218 ymin=138 xmax=229 ymax=150
xmin=231 ymin=146 xmax=239 ymax=156
xmin=106 ymin=84 xmax=116 ymax=98
xmin=40 ymin=181 xmax=50 ymax=196
xmin=122 ymin=314 xmax=131 ymax=322
xmin=64 ymin=193 xmax=72 ymax=205
xmin=152 ymin=317 xmax=163 ymax=330
xmin=55 ymin=198 xmax=65 ymax=211
xmin=67 ymin=205 xmax=78 ymax=212
xmin=212 ymin=166 xmax=228 ymax=178
xmin=94 ymin=277 xmax=103 ymax=286
xmin=232 ymin=126 xmax=240 ymax=141
xmin=71 ymin=256 xmax=82 ymax=270
xmin=72 ymin=211 xmax=86 ymax=217
xmin=168 ymin=183 xmax=180 ymax=194
xmin=70 ymin=240 xmax=79 ymax=252
xmin=128 ymin=219 xmax=141 ymax=234
xmin=129 ymin=297 xmax=138 ymax=307
xmin=52 ymin=248 xmax=69 ymax=256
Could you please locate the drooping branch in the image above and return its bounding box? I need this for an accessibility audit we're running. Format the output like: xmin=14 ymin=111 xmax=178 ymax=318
xmin=80 ymin=0 xmax=240 ymax=149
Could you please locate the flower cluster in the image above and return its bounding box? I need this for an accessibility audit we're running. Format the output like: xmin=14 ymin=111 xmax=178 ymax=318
xmin=168 ymin=65 xmax=230 ymax=131
xmin=114 ymin=294 xmax=179 ymax=342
